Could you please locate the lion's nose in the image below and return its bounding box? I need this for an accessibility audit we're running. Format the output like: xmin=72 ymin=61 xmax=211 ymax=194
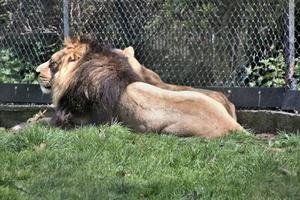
xmin=35 ymin=69 xmax=40 ymax=76
xmin=36 ymin=64 xmax=42 ymax=75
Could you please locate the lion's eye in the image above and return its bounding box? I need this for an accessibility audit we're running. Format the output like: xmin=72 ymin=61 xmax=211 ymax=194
xmin=49 ymin=59 xmax=55 ymax=68
xmin=49 ymin=59 xmax=58 ymax=73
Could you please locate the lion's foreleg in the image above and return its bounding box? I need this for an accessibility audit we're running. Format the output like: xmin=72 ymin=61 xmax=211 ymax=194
xmin=50 ymin=108 xmax=74 ymax=128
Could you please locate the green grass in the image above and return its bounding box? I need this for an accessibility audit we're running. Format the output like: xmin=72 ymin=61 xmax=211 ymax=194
xmin=0 ymin=124 xmax=299 ymax=200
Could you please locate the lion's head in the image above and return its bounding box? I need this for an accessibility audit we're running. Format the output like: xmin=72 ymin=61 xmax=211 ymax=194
xmin=36 ymin=36 xmax=89 ymax=92
xmin=36 ymin=36 xmax=141 ymax=126
xmin=36 ymin=36 xmax=155 ymax=94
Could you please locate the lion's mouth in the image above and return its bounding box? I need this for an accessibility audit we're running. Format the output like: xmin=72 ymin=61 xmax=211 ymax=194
xmin=40 ymin=85 xmax=51 ymax=94
xmin=38 ymin=77 xmax=52 ymax=94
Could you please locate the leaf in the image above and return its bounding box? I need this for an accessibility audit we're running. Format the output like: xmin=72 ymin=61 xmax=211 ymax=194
xmin=249 ymin=82 xmax=256 ymax=87
xmin=257 ymin=76 xmax=264 ymax=84
xmin=1 ymin=69 xmax=12 ymax=75
xmin=245 ymin=67 xmax=252 ymax=75
xmin=268 ymin=65 xmax=277 ymax=70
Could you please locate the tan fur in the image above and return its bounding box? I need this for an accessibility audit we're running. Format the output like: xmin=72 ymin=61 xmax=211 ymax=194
xmin=36 ymin=37 xmax=243 ymax=137
xmin=119 ymin=82 xmax=243 ymax=137
xmin=112 ymin=47 xmax=237 ymax=121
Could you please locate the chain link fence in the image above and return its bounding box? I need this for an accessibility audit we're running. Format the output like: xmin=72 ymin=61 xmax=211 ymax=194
xmin=0 ymin=0 xmax=63 ymax=83
xmin=0 ymin=0 xmax=299 ymax=88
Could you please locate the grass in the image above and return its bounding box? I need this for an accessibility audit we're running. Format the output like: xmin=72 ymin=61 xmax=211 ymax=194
xmin=0 ymin=124 xmax=299 ymax=200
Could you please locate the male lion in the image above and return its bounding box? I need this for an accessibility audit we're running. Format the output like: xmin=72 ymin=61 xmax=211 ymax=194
xmin=36 ymin=36 xmax=243 ymax=137
xmin=38 ymin=36 xmax=236 ymax=120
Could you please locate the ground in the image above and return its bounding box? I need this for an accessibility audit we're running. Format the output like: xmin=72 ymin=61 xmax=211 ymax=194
xmin=0 ymin=124 xmax=299 ymax=199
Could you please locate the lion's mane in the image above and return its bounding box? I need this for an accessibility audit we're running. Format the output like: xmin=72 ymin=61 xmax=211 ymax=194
xmin=51 ymin=37 xmax=141 ymax=126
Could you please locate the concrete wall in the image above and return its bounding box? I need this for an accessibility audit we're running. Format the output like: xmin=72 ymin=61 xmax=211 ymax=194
xmin=1 ymin=105 xmax=300 ymax=133
xmin=0 ymin=105 xmax=54 ymax=128
xmin=237 ymin=110 xmax=300 ymax=133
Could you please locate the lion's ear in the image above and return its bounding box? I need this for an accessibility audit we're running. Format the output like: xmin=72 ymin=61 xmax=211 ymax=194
xmin=124 ymin=46 xmax=135 ymax=57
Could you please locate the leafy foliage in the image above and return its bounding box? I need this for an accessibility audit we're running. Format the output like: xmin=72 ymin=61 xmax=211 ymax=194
xmin=244 ymin=51 xmax=300 ymax=88
xmin=244 ymin=51 xmax=285 ymax=87
xmin=0 ymin=49 xmax=37 ymax=84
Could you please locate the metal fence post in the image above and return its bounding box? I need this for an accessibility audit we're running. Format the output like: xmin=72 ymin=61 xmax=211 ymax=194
xmin=284 ymin=0 xmax=296 ymax=90
xmin=63 ymin=0 xmax=70 ymax=38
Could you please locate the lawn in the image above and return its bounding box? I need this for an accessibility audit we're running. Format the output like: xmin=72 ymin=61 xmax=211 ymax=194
xmin=0 ymin=124 xmax=299 ymax=200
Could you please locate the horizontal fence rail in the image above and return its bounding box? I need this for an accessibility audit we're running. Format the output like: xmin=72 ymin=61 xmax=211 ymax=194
xmin=1 ymin=84 xmax=300 ymax=112
xmin=0 ymin=84 xmax=51 ymax=104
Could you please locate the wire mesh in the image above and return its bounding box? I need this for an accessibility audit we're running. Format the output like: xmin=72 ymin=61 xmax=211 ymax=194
xmin=0 ymin=0 xmax=298 ymax=88
xmin=0 ymin=0 xmax=63 ymax=83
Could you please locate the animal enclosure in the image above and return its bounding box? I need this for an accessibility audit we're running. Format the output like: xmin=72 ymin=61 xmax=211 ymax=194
xmin=0 ymin=0 xmax=300 ymax=111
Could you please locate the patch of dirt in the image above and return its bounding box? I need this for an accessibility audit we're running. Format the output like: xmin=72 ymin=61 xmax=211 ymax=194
xmin=256 ymin=133 xmax=275 ymax=141
xmin=33 ymin=142 xmax=47 ymax=151
xmin=270 ymin=148 xmax=285 ymax=153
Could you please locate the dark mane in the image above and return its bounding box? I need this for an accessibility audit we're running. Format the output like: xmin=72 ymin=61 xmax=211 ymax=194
xmin=51 ymin=37 xmax=141 ymax=126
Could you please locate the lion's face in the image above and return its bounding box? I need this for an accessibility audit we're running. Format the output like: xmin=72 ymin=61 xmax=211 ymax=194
xmin=36 ymin=40 xmax=145 ymax=107
xmin=36 ymin=38 xmax=87 ymax=95
xmin=36 ymin=49 xmax=69 ymax=94
xmin=36 ymin=59 xmax=53 ymax=94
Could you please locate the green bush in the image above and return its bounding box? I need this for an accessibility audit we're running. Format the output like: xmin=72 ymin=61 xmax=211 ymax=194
xmin=0 ymin=48 xmax=37 ymax=84
xmin=244 ymin=51 xmax=300 ymax=88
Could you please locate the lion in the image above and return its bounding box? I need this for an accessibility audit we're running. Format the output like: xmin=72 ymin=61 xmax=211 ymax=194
xmin=38 ymin=40 xmax=236 ymax=121
xmin=37 ymin=34 xmax=236 ymax=120
xmin=112 ymin=47 xmax=237 ymax=120
xmin=35 ymin=36 xmax=243 ymax=137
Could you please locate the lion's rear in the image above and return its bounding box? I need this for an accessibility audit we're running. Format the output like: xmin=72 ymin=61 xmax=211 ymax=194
xmin=120 ymin=82 xmax=243 ymax=137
